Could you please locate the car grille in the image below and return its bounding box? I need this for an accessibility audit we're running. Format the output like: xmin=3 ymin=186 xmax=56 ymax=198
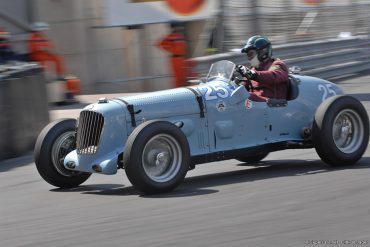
xmin=76 ymin=110 xmax=104 ymax=154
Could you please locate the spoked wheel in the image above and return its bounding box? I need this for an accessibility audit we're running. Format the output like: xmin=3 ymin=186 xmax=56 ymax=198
xmin=51 ymin=131 xmax=78 ymax=177
xmin=312 ymin=96 xmax=369 ymax=166
xmin=123 ymin=120 xmax=190 ymax=194
xmin=34 ymin=119 xmax=91 ymax=188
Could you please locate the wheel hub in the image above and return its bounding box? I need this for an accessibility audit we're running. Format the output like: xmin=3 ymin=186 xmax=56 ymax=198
xmin=51 ymin=131 xmax=82 ymax=177
xmin=142 ymin=134 xmax=182 ymax=183
xmin=340 ymin=125 xmax=351 ymax=138
xmin=156 ymin=152 xmax=169 ymax=166
xmin=332 ymin=109 xmax=364 ymax=153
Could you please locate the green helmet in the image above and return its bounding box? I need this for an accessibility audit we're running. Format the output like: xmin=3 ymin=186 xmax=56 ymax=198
xmin=241 ymin=35 xmax=272 ymax=61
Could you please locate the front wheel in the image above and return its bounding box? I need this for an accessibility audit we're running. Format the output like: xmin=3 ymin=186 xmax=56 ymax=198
xmin=34 ymin=119 xmax=91 ymax=188
xmin=123 ymin=120 xmax=190 ymax=194
xmin=312 ymin=96 xmax=369 ymax=166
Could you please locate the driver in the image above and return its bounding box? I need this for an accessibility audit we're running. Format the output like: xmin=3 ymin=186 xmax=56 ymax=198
xmin=236 ymin=35 xmax=289 ymax=102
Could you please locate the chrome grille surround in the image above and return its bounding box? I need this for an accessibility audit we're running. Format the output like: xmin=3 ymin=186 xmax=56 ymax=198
xmin=76 ymin=110 xmax=104 ymax=154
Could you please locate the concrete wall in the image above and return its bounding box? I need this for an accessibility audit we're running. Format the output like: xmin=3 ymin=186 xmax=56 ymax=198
xmin=1 ymin=0 xmax=211 ymax=94
xmin=32 ymin=0 xmax=175 ymax=94
xmin=32 ymin=0 xmax=101 ymax=92
xmin=0 ymin=0 xmax=30 ymax=31
xmin=4 ymin=0 xmax=369 ymax=94
xmin=0 ymin=68 xmax=50 ymax=161
xmin=0 ymin=0 xmax=32 ymax=53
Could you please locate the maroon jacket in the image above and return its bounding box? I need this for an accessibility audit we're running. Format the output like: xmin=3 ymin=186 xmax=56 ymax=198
xmin=249 ymin=58 xmax=289 ymax=101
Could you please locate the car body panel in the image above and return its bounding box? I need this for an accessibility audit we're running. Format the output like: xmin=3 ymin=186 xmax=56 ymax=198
xmin=64 ymin=61 xmax=344 ymax=175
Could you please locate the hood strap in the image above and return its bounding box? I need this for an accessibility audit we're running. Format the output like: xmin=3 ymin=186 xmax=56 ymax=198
xmin=186 ymin=87 xmax=205 ymax=118
xmin=114 ymin=98 xmax=141 ymax=127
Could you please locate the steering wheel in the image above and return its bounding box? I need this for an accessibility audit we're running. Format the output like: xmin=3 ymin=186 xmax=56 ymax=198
xmin=234 ymin=69 xmax=253 ymax=91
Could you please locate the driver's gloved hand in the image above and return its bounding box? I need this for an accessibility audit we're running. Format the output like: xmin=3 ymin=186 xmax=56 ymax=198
xmin=236 ymin=65 xmax=256 ymax=79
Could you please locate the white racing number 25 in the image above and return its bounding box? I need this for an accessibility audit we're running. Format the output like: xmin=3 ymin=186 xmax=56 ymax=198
xmin=199 ymin=85 xmax=229 ymax=100
xmin=318 ymin=83 xmax=337 ymax=102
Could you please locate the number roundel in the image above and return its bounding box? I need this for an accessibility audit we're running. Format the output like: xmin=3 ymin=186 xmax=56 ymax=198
xmin=199 ymin=85 xmax=231 ymax=101
xmin=318 ymin=83 xmax=337 ymax=102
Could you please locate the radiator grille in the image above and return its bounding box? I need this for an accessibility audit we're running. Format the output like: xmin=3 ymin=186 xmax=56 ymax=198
xmin=76 ymin=111 xmax=104 ymax=154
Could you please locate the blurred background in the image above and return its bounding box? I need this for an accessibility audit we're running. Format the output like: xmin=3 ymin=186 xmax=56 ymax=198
xmin=1 ymin=0 xmax=370 ymax=92
xmin=1 ymin=0 xmax=370 ymax=160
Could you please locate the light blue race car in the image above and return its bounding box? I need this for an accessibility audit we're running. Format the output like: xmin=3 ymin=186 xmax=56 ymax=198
xmin=35 ymin=60 xmax=369 ymax=194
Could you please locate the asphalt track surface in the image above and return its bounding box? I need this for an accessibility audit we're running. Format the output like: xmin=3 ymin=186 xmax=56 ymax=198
xmin=1 ymin=74 xmax=370 ymax=247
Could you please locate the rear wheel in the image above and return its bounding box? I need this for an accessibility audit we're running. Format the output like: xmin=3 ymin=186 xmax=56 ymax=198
xmin=312 ymin=96 xmax=369 ymax=166
xmin=34 ymin=119 xmax=91 ymax=188
xmin=123 ymin=120 xmax=190 ymax=194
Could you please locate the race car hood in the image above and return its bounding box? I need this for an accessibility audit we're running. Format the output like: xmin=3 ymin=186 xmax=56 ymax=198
xmin=63 ymin=86 xmax=205 ymax=175
xmin=114 ymin=87 xmax=204 ymax=124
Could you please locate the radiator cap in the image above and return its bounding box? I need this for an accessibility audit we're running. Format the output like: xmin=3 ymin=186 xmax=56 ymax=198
xmin=98 ymin=97 xmax=108 ymax=104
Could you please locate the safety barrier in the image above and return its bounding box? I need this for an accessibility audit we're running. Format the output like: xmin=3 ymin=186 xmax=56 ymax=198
xmin=0 ymin=65 xmax=49 ymax=161
xmin=188 ymin=36 xmax=370 ymax=80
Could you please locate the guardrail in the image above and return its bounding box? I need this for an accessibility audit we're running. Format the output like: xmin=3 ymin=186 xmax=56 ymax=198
xmin=0 ymin=65 xmax=49 ymax=161
xmin=188 ymin=36 xmax=370 ymax=80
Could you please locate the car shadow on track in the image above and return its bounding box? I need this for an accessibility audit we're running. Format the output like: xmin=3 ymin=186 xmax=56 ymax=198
xmin=51 ymin=183 xmax=219 ymax=197
xmin=50 ymin=157 xmax=370 ymax=198
xmin=51 ymin=183 xmax=138 ymax=195
xmin=158 ymin=157 xmax=370 ymax=198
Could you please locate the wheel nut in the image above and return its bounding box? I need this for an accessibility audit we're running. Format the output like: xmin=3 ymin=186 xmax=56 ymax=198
xmin=66 ymin=161 xmax=76 ymax=169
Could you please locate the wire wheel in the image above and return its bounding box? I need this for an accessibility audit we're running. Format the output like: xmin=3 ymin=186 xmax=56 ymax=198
xmin=34 ymin=119 xmax=91 ymax=188
xmin=51 ymin=131 xmax=82 ymax=177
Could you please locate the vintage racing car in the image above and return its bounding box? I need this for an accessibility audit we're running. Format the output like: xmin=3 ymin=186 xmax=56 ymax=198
xmin=34 ymin=60 xmax=370 ymax=194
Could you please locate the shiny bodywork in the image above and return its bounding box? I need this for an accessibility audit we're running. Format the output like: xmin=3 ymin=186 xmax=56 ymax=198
xmin=64 ymin=65 xmax=344 ymax=175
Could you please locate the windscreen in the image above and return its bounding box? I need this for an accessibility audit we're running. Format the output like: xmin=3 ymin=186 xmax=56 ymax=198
xmin=206 ymin=60 xmax=236 ymax=83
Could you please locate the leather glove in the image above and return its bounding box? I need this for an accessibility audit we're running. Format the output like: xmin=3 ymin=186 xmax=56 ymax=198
xmin=236 ymin=65 xmax=256 ymax=79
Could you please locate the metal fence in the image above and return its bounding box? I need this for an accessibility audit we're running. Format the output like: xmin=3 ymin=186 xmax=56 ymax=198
xmin=190 ymin=36 xmax=370 ymax=81
xmin=216 ymin=0 xmax=370 ymax=52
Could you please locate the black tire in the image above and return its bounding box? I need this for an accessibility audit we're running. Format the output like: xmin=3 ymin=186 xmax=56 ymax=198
xmin=123 ymin=120 xmax=190 ymax=194
xmin=236 ymin=152 xmax=269 ymax=164
xmin=34 ymin=119 xmax=91 ymax=188
xmin=312 ymin=95 xmax=369 ymax=166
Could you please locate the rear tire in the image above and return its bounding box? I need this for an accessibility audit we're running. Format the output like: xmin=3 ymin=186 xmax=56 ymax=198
xmin=34 ymin=119 xmax=91 ymax=188
xmin=312 ymin=96 xmax=369 ymax=166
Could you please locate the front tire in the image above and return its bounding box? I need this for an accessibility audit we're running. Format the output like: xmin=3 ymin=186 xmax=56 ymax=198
xmin=123 ymin=120 xmax=190 ymax=194
xmin=34 ymin=119 xmax=91 ymax=188
xmin=312 ymin=96 xmax=369 ymax=166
